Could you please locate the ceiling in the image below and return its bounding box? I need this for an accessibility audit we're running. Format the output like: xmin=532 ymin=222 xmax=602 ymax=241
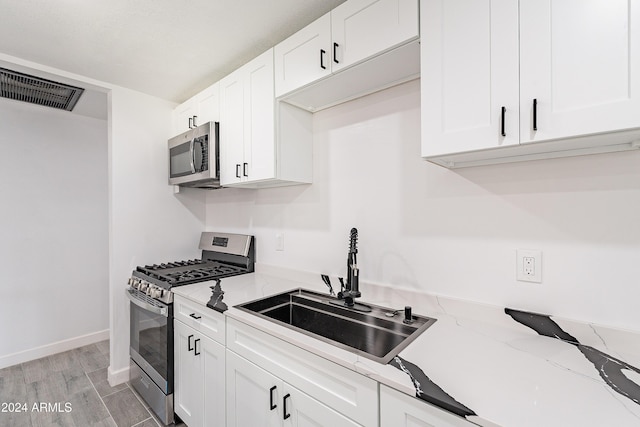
xmin=0 ymin=0 xmax=346 ymax=104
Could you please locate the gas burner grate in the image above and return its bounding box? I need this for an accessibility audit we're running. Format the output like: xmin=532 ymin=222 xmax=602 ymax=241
xmin=136 ymin=260 xmax=245 ymax=287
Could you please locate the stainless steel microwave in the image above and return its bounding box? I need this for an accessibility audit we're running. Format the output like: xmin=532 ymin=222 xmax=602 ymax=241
xmin=168 ymin=121 xmax=220 ymax=189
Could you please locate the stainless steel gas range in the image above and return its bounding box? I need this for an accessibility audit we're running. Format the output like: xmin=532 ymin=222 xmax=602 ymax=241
xmin=125 ymin=232 xmax=255 ymax=425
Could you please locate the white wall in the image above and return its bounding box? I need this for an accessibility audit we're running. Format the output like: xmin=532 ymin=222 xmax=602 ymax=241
xmin=206 ymin=80 xmax=640 ymax=331
xmin=0 ymin=97 xmax=109 ymax=367
xmin=108 ymin=87 xmax=206 ymax=383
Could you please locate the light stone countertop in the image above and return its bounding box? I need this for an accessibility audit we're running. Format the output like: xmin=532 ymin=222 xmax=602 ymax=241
xmin=172 ymin=264 xmax=640 ymax=427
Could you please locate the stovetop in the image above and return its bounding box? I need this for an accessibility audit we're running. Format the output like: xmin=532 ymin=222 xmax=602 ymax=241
xmin=136 ymin=259 xmax=245 ymax=287
xmin=127 ymin=232 xmax=255 ymax=304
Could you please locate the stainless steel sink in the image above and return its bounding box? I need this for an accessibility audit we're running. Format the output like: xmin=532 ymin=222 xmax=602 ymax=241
xmin=235 ymin=288 xmax=437 ymax=364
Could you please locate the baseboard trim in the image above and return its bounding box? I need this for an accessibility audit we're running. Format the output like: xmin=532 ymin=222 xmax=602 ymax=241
xmin=0 ymin=329 xmax=109 ymax=369
xmin=108 ymin=364 xmax=130 ymax=386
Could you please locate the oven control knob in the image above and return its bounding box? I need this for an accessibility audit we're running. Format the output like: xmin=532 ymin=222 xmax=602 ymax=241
xmin=139 ymin=282 xmax=148 ymax=292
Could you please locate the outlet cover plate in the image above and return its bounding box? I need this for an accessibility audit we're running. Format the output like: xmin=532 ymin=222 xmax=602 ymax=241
xmin=516 ymin=249 xmax=542 ymax=283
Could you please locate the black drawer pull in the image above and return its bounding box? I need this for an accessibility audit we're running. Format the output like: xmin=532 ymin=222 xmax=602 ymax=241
xmin=333 ymin=43 xmax=339 ymax=64
xmin=501 ymin=106 xmax=506 ymax=137
xmin=283 ymin=393 xmax=291 ymax=420
xmin=236 ymin=164 xmax=241 ymax=178
xmin=269 ymin=386 xmax=277 ymax=410
xmin=189 ymin=313 xmax=202 ymax=320
xmin=533 ymin=98 xmax=538 ymax=131
xmin=188 ymin=334 xmax=194 ymax=351
xmin=188 ymin=117 xmax=193 ymax=129
xmin=320 ymin=49 xmax=326 ymax=70
xmin=243 ymin=162 xmax=248 ymax=177
xmin=194 ymin=338 xmax=200 ymax=355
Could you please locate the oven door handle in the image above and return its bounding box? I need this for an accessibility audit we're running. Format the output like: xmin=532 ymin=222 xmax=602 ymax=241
xmin=125 ymin=289 xmax=169 ymax=317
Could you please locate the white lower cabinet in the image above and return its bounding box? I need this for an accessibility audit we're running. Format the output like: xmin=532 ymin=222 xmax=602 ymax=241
xmin=174 ymin=319 xmax=225 ymax=427
xmin=380 ymin=385 xmax=474 ymax=427
xmin=226 ymin=350 xmax=361 ymax=427
xmin=226 ymin=318 xmax=377 ymax=426
xmin=174 ymin=306 xmax=474 ymax=427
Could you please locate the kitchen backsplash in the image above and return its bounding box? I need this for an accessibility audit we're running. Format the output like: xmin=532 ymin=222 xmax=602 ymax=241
xmin=201 ymin=79 xmax=640 ymax=332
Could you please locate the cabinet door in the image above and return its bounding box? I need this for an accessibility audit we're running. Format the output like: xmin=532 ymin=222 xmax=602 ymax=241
xmin=282 ymin=383 xmax=362 ymax=427
xmin=519 ymin=0 xmax=640 ymax=143
xmin=274 ymin=13 xmax=331 ymax=97
xmin=174 ymin=321 xmax=203 ymax=427
xmin=226 ymin=350 xmax=282 ymax=427
xmin=196 ymin=82 xmax=220 ymax=124
xmin=380 ymin=385 xmax=474 ymax=427
xmin=244 ymin=49 xmax=275 ymax=183
xmin=331 ymin=0 xmax=418 ymax=72
xmin=173 ymin=100 xmax=198 ymax=134
xmin=421 ymin=0 xmax=519 ymax=157
xmin=219 ymin=69 xmax=245 ymax=185
xmin=202 ymin=334 xmax=225 ymax=427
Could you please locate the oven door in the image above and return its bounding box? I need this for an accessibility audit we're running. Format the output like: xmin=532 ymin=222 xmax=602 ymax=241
xmin=127 ymin=289 xmax=173 ymax=394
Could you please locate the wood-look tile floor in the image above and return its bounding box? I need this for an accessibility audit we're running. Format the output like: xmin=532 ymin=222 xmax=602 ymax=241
xmin=0 ymin=340 xmax=182 ymax=427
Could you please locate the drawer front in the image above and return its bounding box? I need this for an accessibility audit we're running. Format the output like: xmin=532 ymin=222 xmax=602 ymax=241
xmin=174 ymin=295 xmax=225 ymax=344
xmin=227 ymin=318 xmax=378 ymax=427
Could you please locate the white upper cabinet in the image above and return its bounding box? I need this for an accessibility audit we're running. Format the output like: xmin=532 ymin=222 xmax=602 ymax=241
xmin=195 ymin=83 xmax=220 ymax=126
xmin=274 ymin=14 xmax=332 ymax=98
xmin=519 ymin=0 xmax=640 ymax=143
xmin=331 ymin=0 xmax=419 ymax=71
xmin=172 ymin=82 xmax=220 ymax=134
xmin=220 ymin=49 xmax=275 ymax=186
xmin=220 ymin=48 xmax=313 ymax=188
xmin=422 ymin=0 xmax=640 ymax=167
xmin=421 ymin=0 xmax=520 ymax=157
xmin=173 ymin=101 xmax=199 ymax=135
xmin=274 ymin=0 xmax=419 ymax=110
xmin=219 ymin=62 xmax=250 ymax=186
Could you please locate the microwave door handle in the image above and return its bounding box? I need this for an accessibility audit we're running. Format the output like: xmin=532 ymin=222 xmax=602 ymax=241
xmin=189 ymin=138 xmax=196 ymax=173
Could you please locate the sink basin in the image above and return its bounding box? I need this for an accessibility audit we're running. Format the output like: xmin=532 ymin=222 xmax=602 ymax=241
xmin=235 ymin=288 xmax=436 ymax=364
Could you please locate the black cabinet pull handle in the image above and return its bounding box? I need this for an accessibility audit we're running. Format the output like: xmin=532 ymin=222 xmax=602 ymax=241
xmin=283 ymin=393 xmax=291 ymax=420
xmin=236 ymin=164 xmax=241 ymax=178
xmin=189 ymin=313 xmax=201 ymax=320
xmin=194 ymin=338 xmax=200 ymax=355
xmin=192 ymin=115 xmax=197 ymax=127
xmin=269 ymin=386 xmax=277 ymax=410
xmin=333 ymin=43 xmax=339 ymax=64
xmin=501 ymin=106 xmax=506 ymax=137
xmin=188 ymin=334 xmax=194 ymax=351
xmin=533 ymin=98 xmax=538 ymax=131
xmin=188 ymin=117 xmax=193 ymax=129
xmin=243 ymin=163 xmax=248 ymax=177
xmin=320 ymin=49 xmax=326 ymax=70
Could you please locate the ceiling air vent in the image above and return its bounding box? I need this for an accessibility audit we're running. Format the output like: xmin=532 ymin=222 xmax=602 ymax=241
xmin=0 ymin=67 xmax=84 ymax=112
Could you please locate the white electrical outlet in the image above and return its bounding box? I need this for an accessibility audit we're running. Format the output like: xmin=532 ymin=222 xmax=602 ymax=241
xmin=275 ymin=233 xmax=284 ymax=251
xmin=516 ymin=249 xmax=542 ymax=283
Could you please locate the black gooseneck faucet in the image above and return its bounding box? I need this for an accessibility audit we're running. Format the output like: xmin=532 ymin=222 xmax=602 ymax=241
xmin=342 ymin=228 xmax=360 ymax=307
